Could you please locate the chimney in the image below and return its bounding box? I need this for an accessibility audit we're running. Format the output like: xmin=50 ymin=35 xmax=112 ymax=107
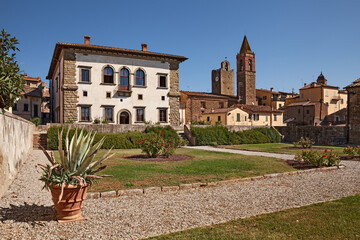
xmin=24 ymin=73 xmax=27 ymax=76
xmin=304 ymin=83 xmax=306 ymax=86
xmin=84 ymin=35 xmax=91 ymax=45
xmin=141 ymin=43 xmax=147 ymax=52
xmin=270 ymin=88 xmax=273 ymax=92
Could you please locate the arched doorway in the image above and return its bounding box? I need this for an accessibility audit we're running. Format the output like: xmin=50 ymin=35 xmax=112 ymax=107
xmin=118 ymin=110 xmax=131 ymax=124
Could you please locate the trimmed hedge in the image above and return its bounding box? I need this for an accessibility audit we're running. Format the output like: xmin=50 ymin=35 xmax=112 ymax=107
xmin=47 ymin=126 xmax=148 ymax=150
xmin=191 ymin=126 xmax=281 ymax=146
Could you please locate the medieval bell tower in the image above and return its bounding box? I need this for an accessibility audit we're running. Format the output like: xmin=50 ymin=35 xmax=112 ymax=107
xmin=211 ymin=60 xmax=235 ymax=96
xmin=236 ymin=35 xmax=256 ymax=105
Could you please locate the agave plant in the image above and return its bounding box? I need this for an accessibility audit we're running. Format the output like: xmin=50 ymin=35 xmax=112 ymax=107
xmin=39 ymin=128 xmax=113 ymax=202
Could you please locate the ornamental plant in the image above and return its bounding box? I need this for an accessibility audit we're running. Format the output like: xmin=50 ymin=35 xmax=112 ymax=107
xmin=343 ymin=146 xmax=359 ymax=158
xmin=295 ymin=149 xmax=340 ymax=167
xmin=293 ymin=137 xmax=314 ymax=149
xmin=139 ymin=130 xmax=184 ymax=158
xmin=39 ymin=128 xmax=113 ymax=201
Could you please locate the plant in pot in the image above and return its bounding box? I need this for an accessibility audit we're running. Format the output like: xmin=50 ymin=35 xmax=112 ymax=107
xmin=39 ymin=128 xmax=113 ymax=223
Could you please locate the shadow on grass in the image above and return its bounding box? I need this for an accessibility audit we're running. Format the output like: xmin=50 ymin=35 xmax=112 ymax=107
xmin=0 ymin=202 xmax=56 ymax=225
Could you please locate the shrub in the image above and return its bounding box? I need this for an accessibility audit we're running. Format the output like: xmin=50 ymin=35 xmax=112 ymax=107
xmin=139 ymin=130 xmax=181 ymax=158
xmin=93 ymin=118 xmax=100 ymax=124
xmin=191 ymin=125 xmax=232 ymax=145
xmin=233 ymin=130 xmax=271 ymax=144
xmin=252 ymin=128 xmax=281 ymax=143
xmin=343 ymin=146 xmax=359 ymax=158
xmin=30 ymin=117 xmax=40 ymax=126
xmin=295 ymin=149 xmax=340 ymax=167
xmin=145 ymin=126 xmax=180 ymax=144
xmin=293 ymin=137 xmax=314 ymax=149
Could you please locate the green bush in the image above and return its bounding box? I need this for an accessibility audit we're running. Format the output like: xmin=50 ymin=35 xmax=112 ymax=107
xmin=47 ymin=126 xmax=148 ymax=150
xmin=295 ymin=149 xmax=340 ymax=167
xmin=252 ymin=128 xmax=281 ymax=143
xmin=191 ymin=126 xmax=279 ymax=146
xmin=30 ymin=117 xmax=40 ymax=126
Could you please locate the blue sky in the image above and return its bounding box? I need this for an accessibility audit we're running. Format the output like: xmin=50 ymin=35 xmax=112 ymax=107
xmin=1 ymin=0 xmax=360 ymax=93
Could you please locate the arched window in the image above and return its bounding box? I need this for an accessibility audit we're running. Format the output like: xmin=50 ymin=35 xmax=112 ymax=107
xmin=248 ymin=59 xmax=252 ymax=71
xmin=225 ymin=62 xmax=229 ymax=71
xmin=103 ymin=67 xmax=114 ymax=84
xmin=120 ymin=68 xmax=129 ymax=90
xmin=135 ymin=69 xmax=145 ymax=86
xmin=240 ymin=60 xmax=243 ymax=71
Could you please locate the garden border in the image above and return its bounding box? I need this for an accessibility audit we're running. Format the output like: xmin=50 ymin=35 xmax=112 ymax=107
xmin=87 ymin=165 xmax=346 ymax=199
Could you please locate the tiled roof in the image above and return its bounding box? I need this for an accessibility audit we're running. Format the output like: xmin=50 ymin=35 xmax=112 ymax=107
xmin=203 ymin=107 xmax=237 ymax=114
xmin=47 ymin=42 xmax=187 ymax=79
xmin=180 ymin=91 xmax=238 ymax=99
xmin=256 ymin=88 xmax=280 ymax=95
xmin=286 ymin=101 xmax=316 ymax=107
xmin=23 ymin=86 xmax=42 ymax=98
xmin=300 ymin=82 xmax=339 ymax=90
xmin=346 ymin=78 xmax=360 ymax=88
xmin=23 ymin=74 xmax=41 ymax=82
xmin=232 ymin=104 xmax=283 ymax=113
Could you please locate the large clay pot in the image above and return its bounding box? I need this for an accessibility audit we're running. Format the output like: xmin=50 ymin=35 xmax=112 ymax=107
xmin=51 ymin=184 xmax=88 ymax=223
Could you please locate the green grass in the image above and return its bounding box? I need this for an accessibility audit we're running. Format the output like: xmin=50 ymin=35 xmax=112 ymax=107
xmin=222 ymin=143 xmax=344 ymax=155
xmin=55 ymin=148 xmax=295 ymax=192
xmin=148 ymin=194 xmax=360 ymax=240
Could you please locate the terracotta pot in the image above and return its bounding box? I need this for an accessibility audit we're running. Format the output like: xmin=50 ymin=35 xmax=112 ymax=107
xmin=51 ymin=184 xmax=88 ymax=223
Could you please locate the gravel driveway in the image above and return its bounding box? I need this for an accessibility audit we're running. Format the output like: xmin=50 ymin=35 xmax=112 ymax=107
xmin=1 ymin=150 xmax=359 ymax=240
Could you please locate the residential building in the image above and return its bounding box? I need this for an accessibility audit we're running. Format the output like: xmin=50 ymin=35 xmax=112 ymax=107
xmin=200 ymin=105 xmax=284 ymax=126
xmin=256 ymin=88 xmax=285 ymax=109
xmin=345 ymin=78 xmax=360 ymax=144
xmin=298 ymin=73 xmax=347 ymax=115
xmin=12 ymin=73 xmax=50 ymax=124
xmin=46 ymin=36 xmax=187 ymax=125
xmin=180 ymin=91 xmax=237 ymax=124
xmin=283 ymin=101 xmax=328 ymax=126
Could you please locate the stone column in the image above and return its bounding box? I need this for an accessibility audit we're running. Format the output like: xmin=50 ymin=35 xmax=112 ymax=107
xmin=169 ymin=61 xmax=180 ymax=126
xmin=62 ymin=50 xmax=78 ymax=123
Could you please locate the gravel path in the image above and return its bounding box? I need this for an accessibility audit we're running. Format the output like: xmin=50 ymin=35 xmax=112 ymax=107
xmin=185 ymin=146 xmax=295 ymax=160
xmin=1 ymin=150 xmax=360 ymax=240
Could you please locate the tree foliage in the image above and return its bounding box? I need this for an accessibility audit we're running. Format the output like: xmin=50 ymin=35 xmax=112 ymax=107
xmin=0 ymin=29 xmax=25 ymax=109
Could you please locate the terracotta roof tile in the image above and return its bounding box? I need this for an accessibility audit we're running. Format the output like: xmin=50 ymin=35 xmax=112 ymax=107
xmin=180 ymin=91 xmax=238 ymax=99
xmin=203 ymin=107 xmax=237 ymax=114
xmin=231 ymin=104 xmax=283 ymax=113
xmin=256 ymin=88 xmax=280 ymax=95
xmin=346 ymin=78 xmax=360 ymax=88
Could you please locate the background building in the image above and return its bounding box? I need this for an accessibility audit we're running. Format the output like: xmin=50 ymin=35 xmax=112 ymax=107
xmin=12 ymin=73 xmax=50 ymax=124
xmin=47 ymin=36 xmax=187 ymax=125
xmin=345 ymin=78 xmax=360 ymax=144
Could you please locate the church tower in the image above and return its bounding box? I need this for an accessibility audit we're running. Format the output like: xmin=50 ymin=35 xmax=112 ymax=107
xmin=212 ymin=60 xmax=235 ymax=96
xmin=236 ymin=35 xmax=256 ymax=105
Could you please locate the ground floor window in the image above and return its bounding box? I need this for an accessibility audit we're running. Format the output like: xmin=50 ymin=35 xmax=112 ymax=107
xmin=136 ymin=108 xmax=145 ymax=122
xmin=80 ymin=106 xmax=90 ymax=121
xmin=237 ymin=113 xmax=240 ymax=122
xmin=104 ymin=107 xmax=113 ymax=122
xmin=159 ymin=109 xmax=167 ymax=122
xmin=274 ymin=114 xmax=277 ymax=121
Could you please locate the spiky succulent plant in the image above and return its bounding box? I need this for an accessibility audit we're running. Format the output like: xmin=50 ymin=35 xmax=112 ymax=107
xmin=39 ymin=128 xmax=113 ymax=199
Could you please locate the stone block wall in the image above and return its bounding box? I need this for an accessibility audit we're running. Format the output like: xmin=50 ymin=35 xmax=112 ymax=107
xmin=63 ymin=50 xmax=78 ymax=123
xmin=348 ymin=87 xmax=360 ymax=144
xmin=169 ymin=61 xmax=180 ymax=125
xmin=275 ymin=126 xmax=346 ymax=146
xmin=0 ymin=109 xmax=35 ymax=198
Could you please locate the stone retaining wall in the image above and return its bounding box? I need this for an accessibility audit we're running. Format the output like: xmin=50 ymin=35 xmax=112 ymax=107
xmin=0 ymin=109 xmax=35 ymax=198
xmin=275 ymin=126 xmax=346 ymax=146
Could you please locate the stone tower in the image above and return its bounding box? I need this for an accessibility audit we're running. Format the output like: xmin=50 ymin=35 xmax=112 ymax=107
xmin=236 ymin=35 xmax=256 ymax=105
xmin=211 ymin=60 xmax=234 ymax=96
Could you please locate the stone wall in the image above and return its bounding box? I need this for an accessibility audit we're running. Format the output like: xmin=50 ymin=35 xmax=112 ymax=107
xmin=347 ymin=85 xmax=360 ymax=144
xmin=275 ymin=126 xmax=346 ymax=146
xmin=169 ymin=61 xmax=180 ymax=125
xmin=63 ymin=49 xmax=78 ymax=123
xmin=0 ymin=109 xmax=35 ymax=198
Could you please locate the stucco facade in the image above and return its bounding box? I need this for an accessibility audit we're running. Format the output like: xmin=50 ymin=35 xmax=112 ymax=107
xmin=47 ymin=36 xmax=187 ymax=125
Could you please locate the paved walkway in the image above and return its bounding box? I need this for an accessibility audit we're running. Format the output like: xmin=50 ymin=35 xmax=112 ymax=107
xmin=1 ymin=150 xmax=359 ymax=240
xmin=184 ymin=146 xmax=295 ymax=160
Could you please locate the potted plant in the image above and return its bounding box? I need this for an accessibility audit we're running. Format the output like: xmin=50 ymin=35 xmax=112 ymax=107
xmin=39 ymin=128 xmax=113 ymax=223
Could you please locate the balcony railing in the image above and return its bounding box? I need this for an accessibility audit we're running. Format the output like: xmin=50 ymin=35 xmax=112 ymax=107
xmin=117 ymin=85 xmax=131 ymax=96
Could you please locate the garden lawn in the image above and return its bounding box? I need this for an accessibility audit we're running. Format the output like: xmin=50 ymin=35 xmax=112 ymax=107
xmin=148 ymin=194 xmax=360 ymax=240
xmin=222 ymin=143 xmax=344 ymax=155
xmin=55 ymin=148 xmax=295 ymax=192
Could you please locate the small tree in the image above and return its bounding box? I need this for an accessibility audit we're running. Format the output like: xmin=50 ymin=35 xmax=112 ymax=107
xmin=0 ymin=29 xmax=25 ymax=109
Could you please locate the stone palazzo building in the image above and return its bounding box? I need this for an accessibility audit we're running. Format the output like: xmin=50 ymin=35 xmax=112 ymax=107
xmin=345 ymin=78 xmax=360 ymax=144
xmin=46 ymin=36 xmax=187 ymax=125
